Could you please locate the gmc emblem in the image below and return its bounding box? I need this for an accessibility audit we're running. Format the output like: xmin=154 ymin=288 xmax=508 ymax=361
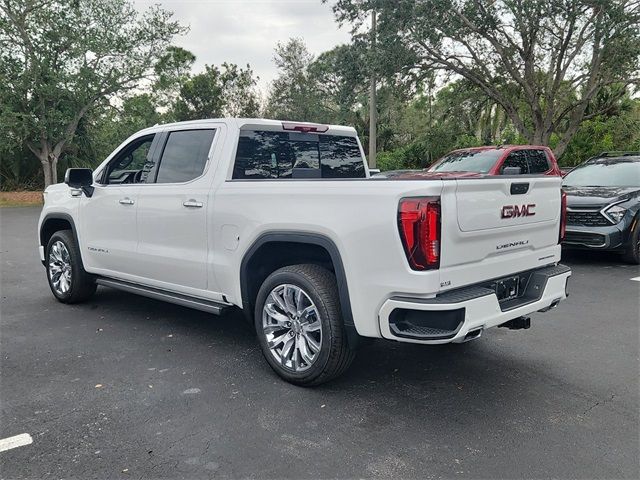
xmin=501 ymin=204 xmax=536 ymax=218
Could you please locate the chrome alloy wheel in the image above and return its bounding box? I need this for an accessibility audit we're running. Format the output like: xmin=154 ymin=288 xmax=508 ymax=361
xmin=48 ymin=240 xmax=72 ymax=295
xmin=262 ymin=284 xmax=323 ymax=372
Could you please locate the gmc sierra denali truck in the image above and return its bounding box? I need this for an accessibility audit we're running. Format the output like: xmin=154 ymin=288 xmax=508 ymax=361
xmin=38 ymin=118 xmax=571 ymax=386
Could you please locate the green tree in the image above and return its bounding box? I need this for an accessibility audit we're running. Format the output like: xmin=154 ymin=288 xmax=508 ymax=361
xmin=87 ymin=94 xmax=163 ymax=165
xmin=266 ymin=38 xmax=325 ymax=121
xmin=562 ymin=97 xmax=640 ymax=165
xmin=171 ymin=63 xmax=260 ymax=121
xmin=330 ymin=0 xmax=640 ymax=157
xmin=0 ymin=0 xmax=186 ymax=188
xmin=153 ymin=46 xmax=196 ymax=109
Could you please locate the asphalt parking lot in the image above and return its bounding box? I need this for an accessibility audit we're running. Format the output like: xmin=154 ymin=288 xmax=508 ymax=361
xmin=1 ymin=206 xmax=638 ymax=479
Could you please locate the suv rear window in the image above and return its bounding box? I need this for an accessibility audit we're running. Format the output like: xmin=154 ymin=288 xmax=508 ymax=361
xmin=232 ymin=130 xmax=365 ymax=179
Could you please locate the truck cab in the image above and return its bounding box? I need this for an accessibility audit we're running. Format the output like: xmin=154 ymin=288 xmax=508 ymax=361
xmin=38 ymin=119 xmax=570 ymax=386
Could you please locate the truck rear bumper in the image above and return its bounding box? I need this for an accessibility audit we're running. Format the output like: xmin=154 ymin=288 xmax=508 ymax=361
xmin=378 ymin=264 xmax=571 ymax=344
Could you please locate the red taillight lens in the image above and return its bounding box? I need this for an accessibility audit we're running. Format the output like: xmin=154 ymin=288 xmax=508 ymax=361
xmin=398 ymin=197 xmax=441 ymax=270
xmin=559 ymin=189 xmax=567 ymax=243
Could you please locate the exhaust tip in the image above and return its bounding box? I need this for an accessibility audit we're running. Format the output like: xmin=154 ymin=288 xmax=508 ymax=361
xmin=462 ymin=328 xmax=483 ymax=342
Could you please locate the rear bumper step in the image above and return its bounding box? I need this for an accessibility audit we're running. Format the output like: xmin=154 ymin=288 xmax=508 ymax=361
xmin=379 ymin=264 xmax=571 ymax=344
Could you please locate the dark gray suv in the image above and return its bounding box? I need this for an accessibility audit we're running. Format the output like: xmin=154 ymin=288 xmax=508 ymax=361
xmin=562 ymin=152 xmax=640 ymax=264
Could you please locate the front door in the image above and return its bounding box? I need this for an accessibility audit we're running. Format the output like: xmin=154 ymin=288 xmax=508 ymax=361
xmin=134 ymin=128 xmax=218 ymax=293
xmin=80 ymin=133 xmax=160 ymax=277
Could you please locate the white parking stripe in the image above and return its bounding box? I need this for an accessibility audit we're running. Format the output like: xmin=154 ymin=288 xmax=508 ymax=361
xmin=0 ymin=433 xmax=33 ymax=453
xmin=631 ymin=277 xmax=640 ymax=282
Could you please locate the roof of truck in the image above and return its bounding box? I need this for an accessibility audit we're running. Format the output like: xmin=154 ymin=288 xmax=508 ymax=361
xmin=138 ymin=118 xmax=358 ymax=136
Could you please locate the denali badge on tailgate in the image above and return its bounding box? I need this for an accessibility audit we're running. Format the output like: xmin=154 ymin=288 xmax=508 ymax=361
xmin=501 ymin=204 xmax=536 ymax=218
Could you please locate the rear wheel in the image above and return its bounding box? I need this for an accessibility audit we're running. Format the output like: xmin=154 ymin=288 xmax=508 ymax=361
xmin=46 ymin=230 xmax=97 ymax=303
xmin=622 ymin=221 xmax=640 ymax=264
xmin=254 ymin=264 xmax=355 ymax=386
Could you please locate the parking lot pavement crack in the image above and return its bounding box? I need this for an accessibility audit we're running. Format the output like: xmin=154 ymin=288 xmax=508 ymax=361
xmin=582 ymin=394 xmax=616 ymax=416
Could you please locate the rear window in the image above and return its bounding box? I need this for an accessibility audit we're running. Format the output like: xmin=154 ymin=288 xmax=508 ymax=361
xmin=527 ymin=150 xmax=550 ymax=173
xmin=232 ymin=130 xmax=365 ymax=179
xmin=429 ymin=150 xmax=502 ymax=173
xmin=563 ymin=160 xmax=640 ymax=187
xmin=501 ymin=150 xmax=529 ymax=174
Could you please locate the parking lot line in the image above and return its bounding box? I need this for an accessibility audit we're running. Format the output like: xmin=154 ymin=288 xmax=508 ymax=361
xmin=0 ymin=433 xmax=33 ymax=453
xmin=631 ymin=277 xmax=640 ymax=282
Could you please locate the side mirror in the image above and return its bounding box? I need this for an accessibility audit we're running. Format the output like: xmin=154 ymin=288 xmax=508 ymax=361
xmin=64 ymin=168 xmax=94 ymax=197
xmin=368 ymin=168 xmax=381 ymax=175
xmin=502 ymin=166 xmax=522 ymax=175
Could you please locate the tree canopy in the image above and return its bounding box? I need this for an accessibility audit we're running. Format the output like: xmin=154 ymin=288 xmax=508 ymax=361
xmin=1 ymin=0 xmax=639 ymax=190
xmin=331 ymin=0 xmax=640 ymax=157
xmin=0 ymin=0 xmax=186 ymax=187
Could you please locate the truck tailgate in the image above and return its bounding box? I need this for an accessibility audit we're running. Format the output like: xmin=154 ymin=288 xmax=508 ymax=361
xmin=439 ymin=176 xmax=562 ymax=281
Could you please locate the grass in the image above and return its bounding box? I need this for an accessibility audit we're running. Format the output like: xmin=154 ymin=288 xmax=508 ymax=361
xmin=0 ymin=191 xmax=43 ymax=207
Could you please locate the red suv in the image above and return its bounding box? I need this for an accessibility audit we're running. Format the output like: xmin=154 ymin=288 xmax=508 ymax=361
xmin=427 ymin=145 xmax=562 ymax=176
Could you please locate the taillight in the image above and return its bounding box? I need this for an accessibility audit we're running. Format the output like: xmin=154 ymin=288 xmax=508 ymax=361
xmin=398 ymin=197 xmax=441 ymax=270
xmin=559 ymin=189 xmax=567 ymax=243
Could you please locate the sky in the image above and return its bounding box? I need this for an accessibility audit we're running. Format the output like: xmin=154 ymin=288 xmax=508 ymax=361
xmin=134 ymin=0 xmax=352 ymax=95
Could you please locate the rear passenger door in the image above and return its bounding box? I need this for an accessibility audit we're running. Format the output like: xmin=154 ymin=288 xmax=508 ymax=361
xmin=134 ymin=127 xmax=219 ymax=293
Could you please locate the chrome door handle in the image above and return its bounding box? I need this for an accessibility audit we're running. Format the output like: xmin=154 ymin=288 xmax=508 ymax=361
xmin=119 ymin=197 xmax=134 ymax=205
xmin=183 ymin=200 xmax=203 ymax=208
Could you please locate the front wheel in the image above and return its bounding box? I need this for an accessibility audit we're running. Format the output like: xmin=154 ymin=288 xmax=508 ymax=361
xmin=254 ymin=264 xmax=355 ymax=386
xmin=46 ymin=230 xmax=97 ymax=303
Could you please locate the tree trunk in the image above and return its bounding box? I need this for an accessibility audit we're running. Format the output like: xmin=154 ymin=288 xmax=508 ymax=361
xmin=38 ymin=153 xmax=58 ymax=188
xmin=50 ymin=155 xmax=58 ymax=185
xmin=553 ymin=125 xmax=581 ymax=159
xmin=41 ymin=160 xmax=53 ymax=188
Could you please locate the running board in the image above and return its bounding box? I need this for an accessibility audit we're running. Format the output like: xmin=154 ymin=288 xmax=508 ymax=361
xmin=95 ymin=277 xmax=230 ymax=315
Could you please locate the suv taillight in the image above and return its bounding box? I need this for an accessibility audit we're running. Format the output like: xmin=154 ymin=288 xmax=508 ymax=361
xmin=559 ymin=189 xmax=567 ymax=243
xmin=398 ymin=197 xmax=441 ymax=270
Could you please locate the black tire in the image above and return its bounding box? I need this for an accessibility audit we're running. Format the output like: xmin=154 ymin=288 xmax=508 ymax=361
xmin=46 ymin=230 xmax=97 ymax=303
xmin=254 ymin=264 xmax=355 ymax=386
xmin=622 ymin=220 xmax=640 ymax=265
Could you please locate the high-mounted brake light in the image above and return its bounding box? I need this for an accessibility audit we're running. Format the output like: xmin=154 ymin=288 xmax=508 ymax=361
xmin=281 ymin=122 xmax=329 ymax=133
xmin=559 ymin=189 xmax=567 ymax=243
xmin=398 ymin=197 xmax=441 ymax=270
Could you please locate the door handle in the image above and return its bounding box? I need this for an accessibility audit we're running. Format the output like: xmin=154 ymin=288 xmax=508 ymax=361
xmin=119 ymin=197 xmax=134 ymax=205
xmin=183 ymin=200 xmax=203 ymax=208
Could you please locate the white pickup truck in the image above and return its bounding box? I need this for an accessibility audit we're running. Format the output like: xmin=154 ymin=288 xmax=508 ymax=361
xmin=38 ymin=118 xmax=571 ymax=385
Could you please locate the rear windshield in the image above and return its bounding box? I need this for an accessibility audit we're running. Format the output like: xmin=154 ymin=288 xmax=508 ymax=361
xmin=563 ymin=160 xmax=640 ymax=187
xmin=232 ymin=130 xmax=365 ymax=179
xmin=429 ymin=150 xmax=502 ymax=173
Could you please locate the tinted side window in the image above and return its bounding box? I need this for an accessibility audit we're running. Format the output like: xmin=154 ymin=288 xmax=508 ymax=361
xmin=232 ymin=130 xmax=365 ymax=179
xmin=105 ymin=134 xmax=156 ymax=184
xmin=155 ymin=129 xmax=215 ymax=184
xmin=501 ymin=150 xmax=529 ymax=174
xmin=527 ymin=150 xmax=550 ymax=173
xmin=320 ymin=136 xmax=365 ymax=178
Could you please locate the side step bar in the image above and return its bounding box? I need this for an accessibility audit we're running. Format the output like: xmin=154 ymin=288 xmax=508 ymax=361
xmin=95 ymin=277 xmax=230 ymax=315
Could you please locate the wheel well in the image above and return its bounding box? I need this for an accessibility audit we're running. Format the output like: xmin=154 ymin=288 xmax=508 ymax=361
xmin=40 ymin=218 xmax=73 ymax=247
xmin=242 ymin=241 xmax=334 ymax=314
